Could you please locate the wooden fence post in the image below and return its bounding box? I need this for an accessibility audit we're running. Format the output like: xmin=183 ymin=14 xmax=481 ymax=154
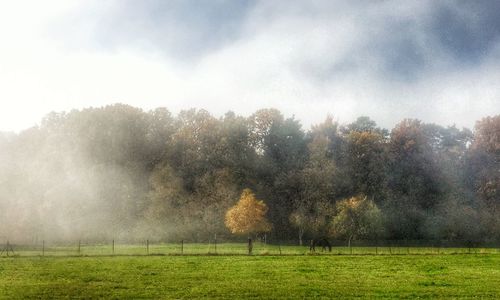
xmin=181 ymin=240 xmax=184 ymax=255
xmin=112 ymin=239 xmax=115 ymax=255
xmin=42 ymin=240 xmax=45 ymax=257
xmin=78 ymin=240 xmax=81 ymax=255
xmin=248 ymin=238 xmax=252 ymax=255
xmin=146 ymin=240 xmax=149 ymax=255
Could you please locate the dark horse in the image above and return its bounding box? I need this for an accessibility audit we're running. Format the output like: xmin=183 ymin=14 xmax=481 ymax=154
xmin=310 ymin=238 xmax=332 ymax=252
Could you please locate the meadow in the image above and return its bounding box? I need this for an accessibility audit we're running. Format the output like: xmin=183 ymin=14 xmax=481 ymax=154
xmin=3 ymin=241 xmax=499 ymax=257
xmin=0 ymin=243 xmax=499 ymax=299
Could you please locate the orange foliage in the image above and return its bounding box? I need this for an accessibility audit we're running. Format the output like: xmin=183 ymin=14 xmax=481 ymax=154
xmin=225 ymin=189 xmax=271 ymax=235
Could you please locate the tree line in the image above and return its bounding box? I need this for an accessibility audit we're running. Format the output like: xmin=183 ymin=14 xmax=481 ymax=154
xmin=0 ymin=104 xmax=498 ymax=244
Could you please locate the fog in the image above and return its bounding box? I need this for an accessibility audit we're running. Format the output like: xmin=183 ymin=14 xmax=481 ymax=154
xmin=0 ymin=105 xmax=498 ymax=245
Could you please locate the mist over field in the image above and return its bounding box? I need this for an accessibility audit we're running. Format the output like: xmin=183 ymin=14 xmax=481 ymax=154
xmin=0 ymin=105 xmax=498 ymax=244
xmin=0 ymin=1 xmax=499 ymax=246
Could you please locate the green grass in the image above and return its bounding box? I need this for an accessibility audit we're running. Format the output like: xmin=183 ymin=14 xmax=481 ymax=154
xmin=4 ymin=242 xmax=499 ymax=257
xmin=0 ymin=250 xmax=499 ymax=299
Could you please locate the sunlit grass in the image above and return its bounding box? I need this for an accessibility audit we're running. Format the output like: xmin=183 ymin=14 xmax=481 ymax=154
xmin=0 ymin=254 xmax=498 ymax=299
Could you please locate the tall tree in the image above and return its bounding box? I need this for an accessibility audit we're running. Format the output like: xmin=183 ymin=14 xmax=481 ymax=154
xmin=345 ymin=130 xmax=388 ymax=202
xmin=386 ymin=119 xmax=444 ymax=239
xmin=467 ymin=116 xmax=500 ymax=208
xmin=249 ymin=109 xmax=307 ymax=237
xmin=291 ymin=120 xmax=337 ymax=244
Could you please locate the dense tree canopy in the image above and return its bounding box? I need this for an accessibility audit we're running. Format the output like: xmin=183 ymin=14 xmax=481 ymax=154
xmin=0 ymin=104 xmax=498 ymax=244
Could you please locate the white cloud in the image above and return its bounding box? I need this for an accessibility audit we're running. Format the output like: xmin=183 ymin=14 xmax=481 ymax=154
xmin=0 ymin=0 xmax=499 ymax=132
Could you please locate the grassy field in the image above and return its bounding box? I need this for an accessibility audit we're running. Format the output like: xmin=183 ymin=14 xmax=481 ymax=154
xmin=3 ymin=242 xmax=499 ymax=256
xmin=0 ymin=246 xmax=499 ymax=299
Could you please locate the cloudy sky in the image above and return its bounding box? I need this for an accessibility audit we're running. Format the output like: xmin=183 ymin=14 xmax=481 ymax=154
xmin=1 ymin=0 xmax=499 ymax=132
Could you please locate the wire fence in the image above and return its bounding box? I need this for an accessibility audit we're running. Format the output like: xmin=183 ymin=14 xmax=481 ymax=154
xmin=1 ymin=239 xmax=499 ymax=257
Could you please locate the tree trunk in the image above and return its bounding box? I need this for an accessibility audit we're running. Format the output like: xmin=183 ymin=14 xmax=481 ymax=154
xmin=298 ymin=228 xmax=304 ymax=246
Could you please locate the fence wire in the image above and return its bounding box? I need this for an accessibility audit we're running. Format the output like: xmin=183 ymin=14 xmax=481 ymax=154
xmin=1 ymin=240 xmax=499 ymax=257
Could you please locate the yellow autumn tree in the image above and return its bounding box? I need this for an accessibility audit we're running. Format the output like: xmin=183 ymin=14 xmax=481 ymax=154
xmin=225 ymin=188 xmax=272 ymax=236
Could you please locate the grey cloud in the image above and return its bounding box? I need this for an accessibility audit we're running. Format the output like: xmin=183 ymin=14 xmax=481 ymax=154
xmin=430 ymin=1 xmax=500 ymax=64
xmin=57 ymin=0 xmax=255 ymax=60
xmin=59 ymin=1 xmax=500 ymax=75
xmin=271 ymin=1 xmax=500 ymax=83
xmin=45 ymin=0 xmax=500 ymax=130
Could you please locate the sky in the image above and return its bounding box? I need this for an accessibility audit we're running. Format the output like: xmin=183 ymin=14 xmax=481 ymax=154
xmin=0 ymin=0 xmax=499 ymax=132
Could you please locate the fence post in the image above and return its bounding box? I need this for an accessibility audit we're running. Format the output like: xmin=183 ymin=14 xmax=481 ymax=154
xmin=214 ymin=234 xmax=217 ymax=254
xmin=248 ymin=238 xmax=253 ymax=255
xmin=78 ymin=240 xmax=81 ymax=255
xmin=181 ymin=240 xmax=184 ymax=255
xmin=112 ymin=239 xmax=115 ymax=255
xmin=146 ymin=240 xmax=149 ymax=255
xmin=42 ymin=240 xmax=45 ymax=257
